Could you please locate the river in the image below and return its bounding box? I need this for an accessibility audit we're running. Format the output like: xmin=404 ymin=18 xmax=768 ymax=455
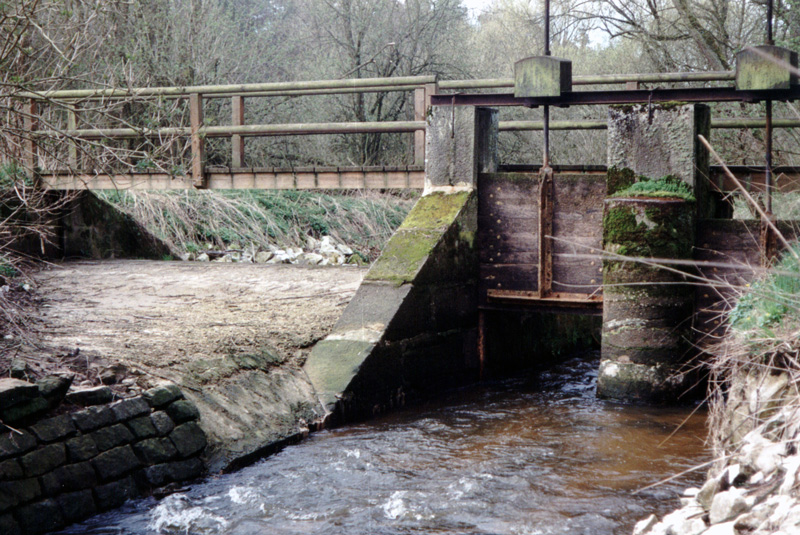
xmin=55 ymin=351 xmax=709 ymax=535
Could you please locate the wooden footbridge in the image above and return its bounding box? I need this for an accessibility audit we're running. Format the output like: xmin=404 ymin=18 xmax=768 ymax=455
xmin=18 ymin=73 xmax=800 ymax=192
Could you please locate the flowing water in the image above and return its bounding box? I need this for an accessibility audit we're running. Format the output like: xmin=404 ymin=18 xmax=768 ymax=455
xmin=57 ymin=351 xmax=709 ymax=535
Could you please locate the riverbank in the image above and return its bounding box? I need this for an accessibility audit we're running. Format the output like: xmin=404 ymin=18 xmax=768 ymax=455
xmin=634 ymin=251 xmax=800 ymax=535
xmin=8 ymin=260 xmax=366 ymax=472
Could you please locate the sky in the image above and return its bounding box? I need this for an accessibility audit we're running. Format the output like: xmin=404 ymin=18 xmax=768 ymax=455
xmin=462 ymin=0 xmax=494 ymax=20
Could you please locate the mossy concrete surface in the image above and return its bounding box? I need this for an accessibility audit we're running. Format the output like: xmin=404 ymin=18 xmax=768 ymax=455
xmin=303 ymin=191 xmax=479 ymax=424
xmin=514 ymin=56 xmax=572 ymax=97
xmin=365 ymin=191 xmax=471 ymax=285
xmin=599 ymin=197 xmax=697 ymax=403
xmin=607 ymin=103 xmax=714 ymax=219
xmin=735 ymin=45 xmax=798 ymax=90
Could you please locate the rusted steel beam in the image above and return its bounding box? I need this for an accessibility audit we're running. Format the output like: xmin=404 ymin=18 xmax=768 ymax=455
xmin=498 ymin=118 xmax=800 ymax=131
xmin=431 ymin=86 xmax=800 ymax=107
xmin=537 ymin=168 xmax=554 ymax=298
xmin=486 ymin=289 xmax=602 ymax=308
xmin=439 ymin=71 xmax=735 ymax=90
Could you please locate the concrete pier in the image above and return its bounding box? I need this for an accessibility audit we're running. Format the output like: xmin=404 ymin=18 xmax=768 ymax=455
xmin=598 ymin=196 xmax=696 ymax=402
xmin=598 ymin=102 xmax=708 ymax=403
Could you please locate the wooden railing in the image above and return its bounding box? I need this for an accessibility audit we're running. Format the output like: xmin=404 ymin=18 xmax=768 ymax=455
xmin=18 ymin=71 xmax=800 ymax=190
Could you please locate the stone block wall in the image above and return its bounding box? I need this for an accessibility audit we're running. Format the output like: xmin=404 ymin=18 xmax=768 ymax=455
xmin=0 ymin=383 xmax=207 ymax=535
xmin=61 ymin=191 xmax=174 ymax=259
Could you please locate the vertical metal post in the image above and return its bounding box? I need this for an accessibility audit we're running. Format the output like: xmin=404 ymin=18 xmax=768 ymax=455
xmin=766 ymin=100 xmax=773 ymax=214
xmin=190 ymin=93 xmax=206 ymax=188
xmin=767 ymin=0 xmax=774 ymax=45
xmin=544 ymin=0 xmax=551 ymax=56
xmin=764 ymin=0 xmax=774 ymax=214
xmin=761 ymin=0 xmax=776 ymax=265
xmin=542 ymin=0 xmax=551 ymax=168
xmin=537 ymin=0 xmax=554 ymax=298
xmin=231 ymin=95 xmax=245 ymax=168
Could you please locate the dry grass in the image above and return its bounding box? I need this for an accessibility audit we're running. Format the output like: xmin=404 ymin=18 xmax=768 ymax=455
xmin=99 ymin=189 xmax=417 ymax=260
xmin=705 ymin=244 xmax=800 ymax=466
xmin=0 ymin=165 xmax=74 ymax=357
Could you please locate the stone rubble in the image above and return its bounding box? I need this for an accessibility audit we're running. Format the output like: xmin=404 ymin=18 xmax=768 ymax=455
xmin=634 ymin=416 xmax=800 ymax=535
xmin=183 ymin=235 xmax=362 ymax=266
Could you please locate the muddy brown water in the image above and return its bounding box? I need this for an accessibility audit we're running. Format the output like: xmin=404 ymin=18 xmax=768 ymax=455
xmin=55 ymin=351 xmax=709 ymax=535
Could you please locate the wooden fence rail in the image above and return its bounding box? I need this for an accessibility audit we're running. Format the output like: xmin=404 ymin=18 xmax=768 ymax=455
xmin=17 ymin=71 xmax=800 ymax=190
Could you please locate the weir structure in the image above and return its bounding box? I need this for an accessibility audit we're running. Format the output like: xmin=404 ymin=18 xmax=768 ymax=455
xmin=11 ymin=13 xmax=800 ymax=417
xmin=304 ymin=44 xmax=800 ymax=419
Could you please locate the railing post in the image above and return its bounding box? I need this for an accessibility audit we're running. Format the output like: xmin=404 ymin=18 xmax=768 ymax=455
xmin=67 ymin=102 xmax=78 ymax=169
xmin=231 ymin=95 xmax=245 ymax=168
xmin=413 ymin=87 xmax=426 ymax=166
xmin=413 ymin=82 xmax=438 ymax=166
xmin=190 ymin=93 xmax=206 ymax=187
xmin=23 ymin=98 xmax=38 ymax=175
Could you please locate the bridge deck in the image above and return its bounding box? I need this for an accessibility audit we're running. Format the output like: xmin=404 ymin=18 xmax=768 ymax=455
xmin=38 ymin=165 xmax=800 ymax=192
xmin=39 ymin=166 xmax=425 ymax=190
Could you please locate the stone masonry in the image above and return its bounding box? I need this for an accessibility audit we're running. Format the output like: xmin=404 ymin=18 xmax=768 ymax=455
xmin=0 ymin=381 xmax=206 ymax=535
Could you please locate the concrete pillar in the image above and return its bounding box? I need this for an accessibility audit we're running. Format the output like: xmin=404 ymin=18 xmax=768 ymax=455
xmin=597 ymin=197 xmax=695 ymax=403
xmin=599 ymin=103 xmax=704 ymax=403
xmin=425 ymin=106 xmax=497 ymax=192
xmin=607 ymin=103 xmax=712 ymax=218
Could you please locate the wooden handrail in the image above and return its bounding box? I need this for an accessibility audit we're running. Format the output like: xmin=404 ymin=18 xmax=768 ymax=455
xmin=18 ymin=75 xmax=438 ymax=100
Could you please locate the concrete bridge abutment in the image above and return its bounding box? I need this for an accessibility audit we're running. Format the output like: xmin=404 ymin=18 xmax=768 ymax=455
xmin=303 ymin=106 xmax=497 ymax=425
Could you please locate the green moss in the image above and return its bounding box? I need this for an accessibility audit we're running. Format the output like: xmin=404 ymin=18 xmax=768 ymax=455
xmin=365 ymin=229 xmax=442 ymax=285
xmin=399 ymin=191 xmax=470 ymax=231
xmin=606 ymin=166 xmax=636 ymax=195
xmin=603 ymin=200 xmax=694 ymax=258
xmin=366 ymin=191 xmax=473 ymax=285
xmin=612 ymin=175 xmax=695 ymax=201
xmin=458 ymin=229 xmax=475 ymax=249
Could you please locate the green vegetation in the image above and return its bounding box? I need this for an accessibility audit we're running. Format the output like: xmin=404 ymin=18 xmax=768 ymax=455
xmin=611 ymin=175 xmax=696 ymax=201
xmin=603 ymin=200 xmax=695 ymax=259
xmin=606 ymin=167 xmax=637 ymax=196
xmin=99 ymin=189 xmax=417 ymax=260
xmin=728 ymin=246 xmax=800 ymax=335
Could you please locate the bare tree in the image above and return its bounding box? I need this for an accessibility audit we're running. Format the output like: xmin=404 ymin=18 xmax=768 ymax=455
xmin=296 ymin=0 xmax=471 ymax=165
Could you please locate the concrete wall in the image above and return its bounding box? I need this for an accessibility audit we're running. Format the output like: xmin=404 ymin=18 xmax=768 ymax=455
xmin=303 ymin=106 xmax=497 ymax=425
xmin=0 ymin=381 xmax=206 ymax=535
xmin=304 ymin=190 xmax=480 ymax=423
xmin=61 ymin=191 xmax=173 ymax=259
